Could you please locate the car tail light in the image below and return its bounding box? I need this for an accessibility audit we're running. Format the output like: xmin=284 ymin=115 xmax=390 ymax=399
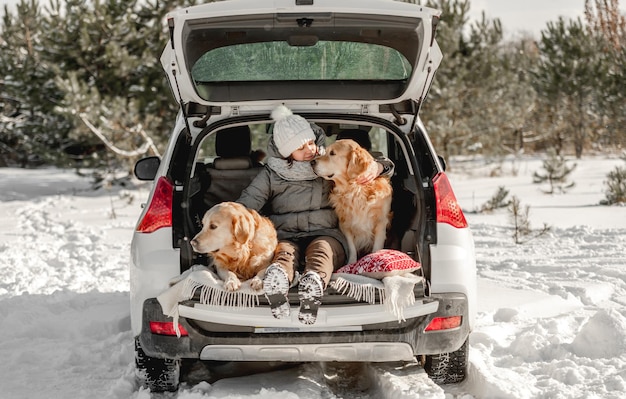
xmin=136 ymin=176 xmax=173 ymax=233
xmin=149 ymin=321 xmax=188 ymax=336
xmin=425 ymin=316 xmax=462 ymax=332
xmin=433 ymin=173 xmax=468 ymax=228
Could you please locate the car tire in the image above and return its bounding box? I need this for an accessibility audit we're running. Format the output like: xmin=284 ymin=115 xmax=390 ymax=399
xmin=135 ymin=338 xmax=180 ymax=392
xmin=423 ymin=338 xmax=469 ymax=384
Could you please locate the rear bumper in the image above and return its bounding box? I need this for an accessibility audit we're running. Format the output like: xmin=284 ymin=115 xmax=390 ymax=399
xmin=138 ymin=292 xmax=470 ymax=362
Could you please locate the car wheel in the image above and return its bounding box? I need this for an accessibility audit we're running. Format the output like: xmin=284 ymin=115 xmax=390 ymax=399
xmin=423 ymin=338 xmax=469 ymax=384
xmin=135 ymin=338 xmax=180 ymax=392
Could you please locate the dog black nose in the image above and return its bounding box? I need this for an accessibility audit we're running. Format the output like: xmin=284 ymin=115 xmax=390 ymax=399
xmin=310 ymin=159 xmax=316 ymax=166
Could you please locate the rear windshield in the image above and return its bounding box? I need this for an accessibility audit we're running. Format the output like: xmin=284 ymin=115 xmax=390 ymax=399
xmin=191 ymin=41 xmax=412 ymax=83
xmin=181 ymin=12 xmax=424 ymax=102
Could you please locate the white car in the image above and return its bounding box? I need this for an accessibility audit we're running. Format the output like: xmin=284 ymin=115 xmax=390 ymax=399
xmin=131 ymin=0 xmax=476 ymax=392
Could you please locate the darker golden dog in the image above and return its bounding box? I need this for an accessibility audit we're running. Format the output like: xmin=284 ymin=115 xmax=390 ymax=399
xmin=190 ymin=201 xmax=278 ymax=291
xmin=312 ymin=139 xmax=392 ymax=264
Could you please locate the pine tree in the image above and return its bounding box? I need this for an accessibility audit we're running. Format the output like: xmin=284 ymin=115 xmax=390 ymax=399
xmin=585 ymin=0 xmax=625 ymax=52
xmin=1 ymin=0 xmax=200 ymax=170
xmin=601 ymin=152 xmax=626 ymax=205
xmin=417 ymin=0 xmax=474 ymax=159
xmin=415 ymin=1 xmax=535 ymax=162
xmin=480 ymin=186 xmax=511 ymax=213
xmin=532 ymin=149 xmax=577 ymax=194
xmin=508 ymin=196 xmax=551 ymax=244
xmin=602 ymin=166 xmax=626 ymax=205
xmin=43 ymin=0 xmax=194 ymax=171
xmin=0 ymin=0 xmax=71 ymax=167
xmin=531 ymin=17 xmax=605 ymax=158
xmin=584 ymin=0 xmax=626 ymax=150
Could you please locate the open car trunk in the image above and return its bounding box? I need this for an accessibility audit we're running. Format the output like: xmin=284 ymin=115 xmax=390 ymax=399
xmin=161 ymin=0 xmax=442 ymax=109
xmin=155 ymin=113 xmax=440 ymax=339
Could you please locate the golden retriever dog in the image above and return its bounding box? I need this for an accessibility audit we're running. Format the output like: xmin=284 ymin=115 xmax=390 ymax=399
xmin=190 ymin=201 xmax=278 ymax=291
xmin=312 ymin=139 xmax=393 ymax=264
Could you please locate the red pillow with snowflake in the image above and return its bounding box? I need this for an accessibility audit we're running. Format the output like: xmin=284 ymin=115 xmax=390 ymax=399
xmin=336 ymin=249 xmax=421 ymax=279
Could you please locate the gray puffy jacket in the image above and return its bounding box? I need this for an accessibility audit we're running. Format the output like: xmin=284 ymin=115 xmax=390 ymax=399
xmin=237 ymin=165 xmax=347 ymax=246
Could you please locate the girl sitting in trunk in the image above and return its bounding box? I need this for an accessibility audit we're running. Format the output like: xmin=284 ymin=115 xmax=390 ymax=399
xmin=237 ymin=105 xmax=392 ymax=324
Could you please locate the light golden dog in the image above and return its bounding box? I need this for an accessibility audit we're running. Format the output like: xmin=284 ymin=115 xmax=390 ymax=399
xmin=312 ymin=139 xmax=393 ymax=264
xmin=190 ymin=201 xmax=278 ymax=291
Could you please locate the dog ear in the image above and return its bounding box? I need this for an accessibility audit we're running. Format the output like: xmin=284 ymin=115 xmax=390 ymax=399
xmin=348 ymin=146 xmax=371 ymax=179
xmin=233 ymin=211 xmax=253 ymax=244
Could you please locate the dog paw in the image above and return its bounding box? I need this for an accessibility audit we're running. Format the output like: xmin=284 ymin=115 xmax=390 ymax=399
xmin=224 ymin=278 xmax=241 ymax=292
xmin=249 ymin=276 xmax=263 ymax=291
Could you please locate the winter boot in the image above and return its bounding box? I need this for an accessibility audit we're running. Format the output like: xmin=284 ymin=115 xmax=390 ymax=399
xmin=263 ymin=263 xmax=291 ymax=319
xmin=298 ymin=271 xmax=324 ymax=325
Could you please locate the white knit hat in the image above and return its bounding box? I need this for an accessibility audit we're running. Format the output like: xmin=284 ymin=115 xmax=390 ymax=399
xmin=271 ymin=105 xmax=316 ymax=158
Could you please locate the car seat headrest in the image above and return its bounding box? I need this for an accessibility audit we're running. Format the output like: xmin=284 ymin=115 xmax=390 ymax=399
xmin=337 ymin=129 xmax=372 ymax=151
xmin=213 ymin=157 xmax=254 ymax=170
xmin=215 ymin=126 xmax=252 ymax=157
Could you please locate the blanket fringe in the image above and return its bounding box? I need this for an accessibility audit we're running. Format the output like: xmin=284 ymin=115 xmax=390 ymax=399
xmin=182 ymin=279 xmax=261 ymax=309
xmin=330 ymin=276 xmax=384 ymax=305
xmin=382 ymin=276 xmax=418 ymax=322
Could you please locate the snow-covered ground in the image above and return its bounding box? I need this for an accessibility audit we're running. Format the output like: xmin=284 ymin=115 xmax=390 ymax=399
xmin=0 ymin=155 xmax=624 ymax=399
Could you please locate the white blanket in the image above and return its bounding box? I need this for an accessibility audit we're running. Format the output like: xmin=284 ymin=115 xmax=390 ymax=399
xmin=157 ymin=265 xmax=262 ymax=337
xmin=330 ymin=272 xmax=424 ymax=322
xmin=157 ymin=265 xmax=424 ymax=337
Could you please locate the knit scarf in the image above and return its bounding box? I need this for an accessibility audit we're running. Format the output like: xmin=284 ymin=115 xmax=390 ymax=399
xmin=267 ymin=157 xmax=319 ymax=181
